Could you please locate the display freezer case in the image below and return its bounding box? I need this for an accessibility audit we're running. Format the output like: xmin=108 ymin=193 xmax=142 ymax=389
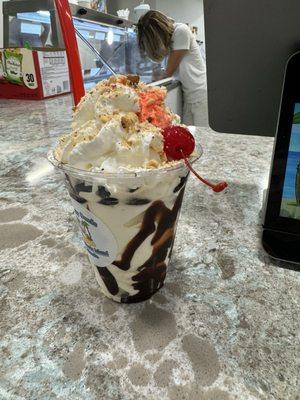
xmin=3 ymin=0 xmax=63 ymax=49
xmin=72 ymin=17 xmax=166 ymax=88
xmin=2 ymin=0 xmax=182 ymax=115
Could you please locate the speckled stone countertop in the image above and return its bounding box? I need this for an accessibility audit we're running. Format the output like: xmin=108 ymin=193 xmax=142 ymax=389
xmin=0 ymin=96 xmax=299 ymax=400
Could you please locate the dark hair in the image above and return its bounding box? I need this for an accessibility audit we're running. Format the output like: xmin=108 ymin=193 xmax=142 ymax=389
xmin=137 ymin=10 xmax=174 ymax=61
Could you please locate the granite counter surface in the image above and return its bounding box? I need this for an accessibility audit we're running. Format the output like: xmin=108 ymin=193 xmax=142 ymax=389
xmin=0 ymin=96 xmax=299 ymax=400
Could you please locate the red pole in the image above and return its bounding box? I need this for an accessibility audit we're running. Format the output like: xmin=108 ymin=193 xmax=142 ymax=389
xmin=54 ymin=0 xmax=85 ymax=106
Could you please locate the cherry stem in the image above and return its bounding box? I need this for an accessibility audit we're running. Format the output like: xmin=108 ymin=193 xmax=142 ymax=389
xmin=181 ymin=151 xmax=228 ymax=193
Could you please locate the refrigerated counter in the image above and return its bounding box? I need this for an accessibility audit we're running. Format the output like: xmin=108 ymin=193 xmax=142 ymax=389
xmin=2 ymin=0 xmax=182 ymax=116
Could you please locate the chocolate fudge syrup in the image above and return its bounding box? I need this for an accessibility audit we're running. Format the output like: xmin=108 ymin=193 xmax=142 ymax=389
xmin=97 ymin=187 xmax=185 ymax=303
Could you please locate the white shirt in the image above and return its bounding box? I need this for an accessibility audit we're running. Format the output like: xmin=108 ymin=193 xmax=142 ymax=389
xmin=171 ymin=23 xmax=207 ymax=103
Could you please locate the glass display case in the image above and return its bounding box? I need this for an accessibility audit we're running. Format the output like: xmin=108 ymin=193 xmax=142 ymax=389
xmin=73 ymin=17 xmax=166 ymax=88
xmin=3 ymin=0 xmax=166 ymax=88
xmin=3 ymin=0 xmax=63 ymax=49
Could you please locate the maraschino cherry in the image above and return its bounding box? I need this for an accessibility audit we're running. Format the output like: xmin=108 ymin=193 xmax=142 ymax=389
xmin=162 ymin=126 xmax=228 ymax=193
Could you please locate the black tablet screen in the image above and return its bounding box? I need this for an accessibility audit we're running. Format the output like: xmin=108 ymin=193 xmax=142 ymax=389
xmin=280 ymin=103 xmax=300 ymax=219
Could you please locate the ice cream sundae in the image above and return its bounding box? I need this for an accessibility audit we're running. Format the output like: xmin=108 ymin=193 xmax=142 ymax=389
xmin=50 ymin=75 xmax=225 ymax=303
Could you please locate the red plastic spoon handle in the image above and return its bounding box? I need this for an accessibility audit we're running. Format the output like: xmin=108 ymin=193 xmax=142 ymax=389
xmin=182 ymin=153 xmax=228 ymax=193
xmin=54 ymin=0 xmax=85 ymax=106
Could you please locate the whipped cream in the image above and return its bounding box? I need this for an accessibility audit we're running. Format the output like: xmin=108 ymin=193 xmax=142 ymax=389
xmin=58 ymin=114 xmax=167 ymax=171
xmin=55 ymin=75 xmax=180 ymax=173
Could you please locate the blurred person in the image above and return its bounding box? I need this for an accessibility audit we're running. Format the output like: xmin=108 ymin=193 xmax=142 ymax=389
xmin=137 ymin=10 xmax=208 ymax=127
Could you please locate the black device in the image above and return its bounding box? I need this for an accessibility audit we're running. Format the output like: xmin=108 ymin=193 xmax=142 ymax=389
xmin=262 ymin=52 xmax=300 ymax=266
xmin=203 ymin=0 xmax=300 ymax=136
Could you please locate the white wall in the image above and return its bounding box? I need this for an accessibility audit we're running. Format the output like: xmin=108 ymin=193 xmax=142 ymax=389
xmin=107 ymin=0 xmax=157 ymax=19
xmin=156 ymin=0 xmax=204 ymax=41
xmin=107 ymin=0 xmax=204 ymax=41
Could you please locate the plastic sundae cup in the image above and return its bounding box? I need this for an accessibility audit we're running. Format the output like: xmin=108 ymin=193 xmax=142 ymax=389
xmin=48 ymin=148 xmax=201 ymax=303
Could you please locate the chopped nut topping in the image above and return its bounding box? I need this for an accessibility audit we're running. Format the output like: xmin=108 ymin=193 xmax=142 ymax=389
xmin=121 ymin=113 xmax=138 ymax=131
xmin=146 ymin=160 xmax=159 ymax=169
xmin=121 ymin=139 xmax=131 ymax=149
xmin=100 ymin=114 xmax=111 ymax=123
xmin=127 ymin=75 xmax=140 ymax=86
